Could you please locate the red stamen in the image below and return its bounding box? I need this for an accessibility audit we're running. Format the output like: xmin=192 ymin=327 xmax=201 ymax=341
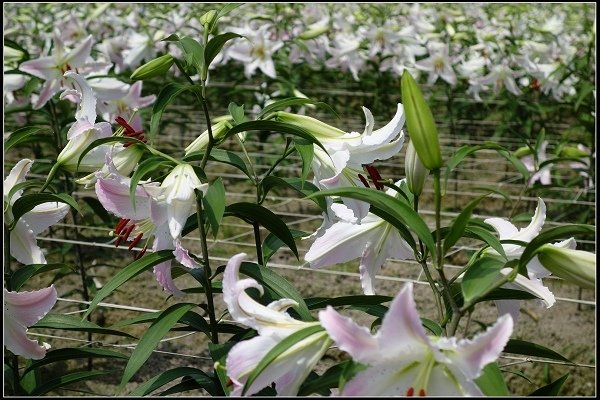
xmin=115 ymin=235 xmax=124 ymax=247
xmin=365 ymin=165 xmax=384 ymax=190
xmin=358 ymin=173 xmax=371 ymax=188
xmin=115 ymin=218 xmax=130 ymax=235
xmin=226 ymin=378 xmax=233 ymax=387
xmin=134 ymin=244 xmax=148 ymax=260
xmin=122 ymin=224 xmax=135 ymax=242
xmin=115 ymin=116 xmax=136 ymax=135
xmin=406 ymin=387 xmax=415 ymax=396
xmin=419 ymin=388 xmax=426 ymax=396
xmin=128 ymin=233 xmax=144 ymax=250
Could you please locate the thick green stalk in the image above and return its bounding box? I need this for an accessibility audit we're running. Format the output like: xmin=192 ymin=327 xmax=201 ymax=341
xmin=195 ymin=190 xmax=218 ymax=344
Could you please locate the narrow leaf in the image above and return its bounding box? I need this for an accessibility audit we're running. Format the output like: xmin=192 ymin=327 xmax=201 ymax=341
xmin=4 ymin=125 xmax=52 ymax=152
xmin=205 ymin=32 xmax=242 ymax=69
xmin=461 ymin=257 xmax=506 ymax=304
xmin=203 ymin=177 xmax=226 ymax=239
xmin=23 ymin=348 xmax=127 ymax=376
xmin=118 ymin=303 xmax=196 ymax=390
xmin=504 ymin=339 xmax=572 ymax=363
xmin=257 ymin=97 xmax=338 ymax=120
xmin=528 ymin=373 xmax=569 ymax=396
xmin=184 ymin=148 xmax=252 ymax=179
xmin=444 ymin=195 xmax=488 ymax=254
xmin=30 ymin=370 xmax=113 ymax=396
xmin=223 ymin=120 xmax=326 ymax=152
xmin=82 ymin=250 xmax=175 ymax=319
xmin=260 ymin=176 xmax=326 ymax=211
xmin=475 ymin=362 xmax=510 ymax=396
xmin=128 ymin=367 xmax=215 ymax=396
xmin=11 ymin=263 xmax=74 ymax=291
xmin=150 ymin=82 xmax=189 ymax=141
xmin=294 ymin=141 xmax=314 ymax=183
xmin=31 ymin=314 xmax=135 ymax=338
xmin=262 ymin=229 xmax=309 ymax=265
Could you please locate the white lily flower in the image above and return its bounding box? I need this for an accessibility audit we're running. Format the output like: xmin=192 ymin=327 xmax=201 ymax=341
xmin=4 ymin=159 xmax=70 ymax=265
xmin=415 ymin=42 xmax=457 ymax=86
xmin=305 ymin=181 xmax=414 ymax=295
xmin=94 ymin=159 xmax=204 ymax=297
xmin=223 ymin=253 xmax=330 ymax=396
xmin=483 ymin=198 xmax=576 ymax=322
xmin=319 ymin=283 xmax=513 ymax=396
xmin=4 ymin=285 xmax=58 ymax=359
xmin=519 ymin=140 xmax=552 ymax=186
xmin=228 ymin=25 xmax=283 ymax=79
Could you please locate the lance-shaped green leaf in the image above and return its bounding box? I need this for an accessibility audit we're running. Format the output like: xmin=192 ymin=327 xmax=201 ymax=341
xmin=242 ymin=324 xmax=326 ymax=395
xmin=504 ymin=339 xmax=572 ymax=363
xmin=184 ymin=148 xmax=252 ymax=179
xmin=257 ymin=97 xmax=338 ymax=120
xmin=262 ymin=229 xmax=309 ymax=265
xmin=9 ymin=193 xmax=80 ymax=230
xmin=228 ymin=101 xmax=245 ymax=124
xmin=82 ymin=250 xmax=175 ymax=319
xmin=150 ymin=82 xmax=190 ymax=141
xmin=464 ymin=225 xmax=507 ymax=259
xmin=4 ymin=125 xmax=52 ymax=152
xmin=179 ymin=36 xmax=205 ymax=76
xmin=205 ymin=32 xmax=243 ymax=74
xmin=10 ymin=263 xmax=74 ymax=291
xmin=223 ymin=120 xmax=327 ymax=152
xmin=305 ymin=187 xmax=434 ymax=258
xmin=203 ymin=177 xmax=226 ymax=239
xmin=528 ymin=374 xmax=570 ymax=396
xmin=23 ymin=348 xmax=128 ymax=376
xmin=259 ymin=176 xmax=326 ymax=210
xmin=118 ymin=303 xmax=196 ymax=391
xmin=128 ymin=367 xmax=216 ymax=396
xmin=31 ymin=314 xmax=135 ymax=338
xmin=461 ymin=257 xmax=506 ymax=304
xmin=30 ymin=370 xmax=114 ymax=396
xmin=294 ymin=140 xmax=314 ymax=184
xmin=518 ymin=224 xmax=595 ymax=269
xmin=443 ymin=195 xmax=488 ymax=254
xmin=474 ymin=363 xmax=510 ymax=396
xmin=130 ymin=54 xmax=174 ymax=80
xmin=401 ymin=70 xmax=442 ymax=170
xmin=305 ymin=295 xmax=393 ymax=310
xmin=224 ymin=202 xmax=299 ymax=260
xmin=205 ymin=3 xmax=243 ymax=34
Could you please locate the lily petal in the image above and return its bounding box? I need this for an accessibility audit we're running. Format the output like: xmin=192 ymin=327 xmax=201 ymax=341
xmin=10 ymin=218 xmax=46 ymax=265
xmin=95 ymin=175 xmax=152 ymax=220
xmin=63 ymin=71 xmax=97 ymax=123
xmin=21 ymin=202 xmax=70 ymax=236
xmin=19 ymin=56 xmax=59 ymax=80
xmin=64 ymin=35 xmax=94 ymax=67
xmin=4 ymin=159 xmax=33 ymax=201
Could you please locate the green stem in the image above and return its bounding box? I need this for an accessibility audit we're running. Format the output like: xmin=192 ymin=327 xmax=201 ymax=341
xmin=195 ymin=190 xmax=219 ymax=344
xmin=253 ymin=222 xmax=264 ymax=266
xmin=236 ymin=135 xmax=259 ymax=186
xmin=414 ymin=195 xmax=444 ymax=324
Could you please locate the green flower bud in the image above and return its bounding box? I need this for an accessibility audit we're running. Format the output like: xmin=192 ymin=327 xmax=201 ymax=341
xmin=130 ymin=54 xmax=174 ymax=81
xmin=298 ymin=24 xmax=329 ymax=40
xmin=513 ymin=146 xmax=533 ymax=158
xmin=537 ymin=245 xmax=596 ymax=289
xmin=559 ymin=146 xmax=590 ymax=158
xmin=185 ymin=119 xmax=232 ymax=155
xmin=405 ymin=140 xmax=430 ymax=196
xmin=401 ymin=71 xmax=442 ymax=170
xmin=275 ymin=111 xmax=346 ymax=139
xmin=200 ymin=9 xmax=218 ymax=27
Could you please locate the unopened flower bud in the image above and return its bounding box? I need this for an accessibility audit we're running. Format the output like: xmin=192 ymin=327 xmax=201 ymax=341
xmin=130 ymin=54 xmax=174 ymax=81
xmin=537 ymin=245 xmax=596 ymax=289
xmin=200 ymin=9 xmax=218 ymax=27
xmin=559 ymin=146 xmax=590 ymax=158
xmin=401 ymin=71 xmax=442 ymax=170
xmin=275 ymin=111 xmax=346 ymax=139
xmin=405 ymin=140 xmax=429 ymax=196
xmin=185 ymin=119 xmax=232 ymax=154
xmin=513 ymin=146 xmax=533 ymax=159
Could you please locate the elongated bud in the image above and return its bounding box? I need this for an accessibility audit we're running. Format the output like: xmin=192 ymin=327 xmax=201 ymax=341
xmin=537 ymin=245 xmax=596 ymax=289
xmin=275 ymin=111 xmax=346 ymax=139
xmin=559 ymin=146 xmax=590 ymax=158
xmin=401 ymin=71 xmax=442 ymax=170
xmin=405 ymin=140 xmax=429 ymax=196
xmin=298 ymin=24 xmax=329 ymax=40
xmin=185 ymin=119 xmax=232 ymax=154
xmin=513 ymin=146 xmax=533 ymax=158
xmin=200 ymin=9 xmax=218 ymax=27
xmin=130 ymin=54 xmax=174 ymax=81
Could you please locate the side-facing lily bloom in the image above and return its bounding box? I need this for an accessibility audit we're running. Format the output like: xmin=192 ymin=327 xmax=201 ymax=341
xmin=223 ymin=253 xmax=331 ymax=396
xmin=4 ymin=159 xmax=70 ymax=265
xmin=483 ymin=198 xmax=575 ymax=322
xmin=520 ymin=140 xmax=551 ymax=186
xmin=19 ymin=34 xmax=107 ymax=109
xmin=94 ymin=158 xmax=206 ymax=297
xmin=319 ymin=283 xmax=513 ymax=396
xmin=304 ymin=181 xmax=414 ymax=295
xmin=4 ymin=285 xmax=58 ymax=359
xmin=415 ymin=42 xmax=457 ymax=86
xmin=97 ymin=81 xmax=157 ymax=134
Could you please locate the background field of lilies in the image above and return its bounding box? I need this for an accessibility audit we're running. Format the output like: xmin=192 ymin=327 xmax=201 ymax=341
xmin=3 ymin=2 xmax=596 ymax=397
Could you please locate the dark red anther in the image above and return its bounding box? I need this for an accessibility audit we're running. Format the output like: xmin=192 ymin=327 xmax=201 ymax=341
xmin=115 ymin=116 xmax=136 ymax=135
xmin=365 ymin=165 xmax=384 ymax=190
xmin=531 ymin=79 xmax=541 ymax=91
xmin=121 ymin=224 xmax=135 ymax=242
xmin=128 ymin=233 xmax=144 ymax=250
xmin=115 ymin=234 xmax=124 ymax=248
xmin=115 ymin=218 xmax=130 ymax=235
xmin=406 ymin=387 xmax=415 ymax=396
xmin=358 ymin=173 xmax=371 ymax=188
xmin=419 ymin=388 xmax=426 ymax=396
xmin=134 ymin=244 xmax=148 ymax=260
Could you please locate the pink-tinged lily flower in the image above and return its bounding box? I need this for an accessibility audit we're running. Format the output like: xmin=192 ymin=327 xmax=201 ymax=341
xmin=97 ymin=81 xmax=156 ymax=133
xmin=223 ymin=253 xmax=330 ymax=396
xmin=415 ymin=42 xmax=457 ymax=86
xmin=228 ymin=25 xmax=283 ymax=79
xmin=520 ymin=140 xmax=551 ymax=186
xmin=474 ymin=62 xmax=522 ymax=97
xmin=94 ymin=160 xmax=206 ymax=297
xmin=55 ymin=72 xmax=113 ymax=173
xmin=483 ymin=198 xmax=576 ymax=322
xmin=304 ymin=181 xmax=414 ymax=295
xmin=4 ymin=159 xmax=69 ymax=265
xmin=319 ymin=283 xmax=513 ymax=396
xmin=19 ymin=34 xmax=106 ymax=109
xmin=4 ymin=285 xmax=58 ymax=359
